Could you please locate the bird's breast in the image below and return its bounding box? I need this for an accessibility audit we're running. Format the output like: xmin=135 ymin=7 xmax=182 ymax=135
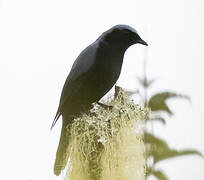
xmin=85 ymin=53 xmax=124 ymax=100
xmin=77 ymin=45 xmax=125 ymax=104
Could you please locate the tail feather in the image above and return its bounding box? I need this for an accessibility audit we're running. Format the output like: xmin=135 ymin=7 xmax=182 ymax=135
xmin=54 ymin=120 xmax=71 ymax=176
xmin=51 ymin=111 xmax=61 ymax=130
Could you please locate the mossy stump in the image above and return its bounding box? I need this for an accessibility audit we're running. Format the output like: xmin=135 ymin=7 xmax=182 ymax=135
xmin=64 ymin=86 xmax=149 ymax=180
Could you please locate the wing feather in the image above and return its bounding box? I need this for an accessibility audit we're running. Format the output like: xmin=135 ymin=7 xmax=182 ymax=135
xmin=51 ymin=42 xmax=99 ymax=128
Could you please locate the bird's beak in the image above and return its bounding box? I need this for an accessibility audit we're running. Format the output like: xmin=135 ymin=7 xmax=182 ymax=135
xmin=137 ymin=39 xmax=148 ymax=46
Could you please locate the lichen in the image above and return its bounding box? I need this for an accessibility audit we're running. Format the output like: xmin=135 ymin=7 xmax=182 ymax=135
xmin=65 ymin=87 xmax=149 ymax=180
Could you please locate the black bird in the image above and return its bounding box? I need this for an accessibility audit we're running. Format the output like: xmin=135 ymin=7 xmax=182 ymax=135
xmin=52 ymin=24 xmax=148 ymax=175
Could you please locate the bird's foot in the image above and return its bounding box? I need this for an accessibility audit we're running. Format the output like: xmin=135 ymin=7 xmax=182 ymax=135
xmin=97 ymin=102 xmax=113 ymax=110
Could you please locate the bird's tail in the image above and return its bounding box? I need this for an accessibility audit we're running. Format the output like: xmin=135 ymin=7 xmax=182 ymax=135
xmin=54 ymin=120 xmax=71 ymax=176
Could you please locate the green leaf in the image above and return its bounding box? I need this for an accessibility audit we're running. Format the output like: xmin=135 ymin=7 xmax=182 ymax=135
xmin=149 ymin=169 xmax=169 ymax=180
xmin=144 ymin=132 xmax=203 ymax=163
xmin=148 ymin=92 xmax=190 ymax=115
xmin=149 ymin=115 xmax=166 ymax=125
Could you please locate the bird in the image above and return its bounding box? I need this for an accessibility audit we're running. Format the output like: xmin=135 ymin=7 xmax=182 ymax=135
xmin=52 ymin=24 xmax=148 ymax=176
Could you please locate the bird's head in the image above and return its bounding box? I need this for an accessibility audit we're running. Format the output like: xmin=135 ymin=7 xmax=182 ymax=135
xmin=100 ymin=24 xmax=148 ymax=50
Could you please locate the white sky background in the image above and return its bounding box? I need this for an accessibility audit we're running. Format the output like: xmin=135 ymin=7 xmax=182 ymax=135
xmin=0 ymin=0 xmax=204 ymax=179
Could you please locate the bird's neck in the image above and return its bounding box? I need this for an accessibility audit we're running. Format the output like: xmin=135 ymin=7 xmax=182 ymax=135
xmin=97 ymin=40 xmax=125 ymax=79
xmin=99 ymin=40 xmax=128 ymax=58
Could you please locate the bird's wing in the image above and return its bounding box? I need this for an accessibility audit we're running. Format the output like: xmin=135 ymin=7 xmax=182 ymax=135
xmin=51 ymin=42 xmax=99 ymax=129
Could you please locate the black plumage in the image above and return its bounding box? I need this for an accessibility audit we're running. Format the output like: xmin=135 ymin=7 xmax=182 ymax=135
xmin=52 ymin=24 xmax=148 ymax=175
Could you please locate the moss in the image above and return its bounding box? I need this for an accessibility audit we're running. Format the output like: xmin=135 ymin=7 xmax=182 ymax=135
xmin=65 ymin=87 xmax=149 ymax=180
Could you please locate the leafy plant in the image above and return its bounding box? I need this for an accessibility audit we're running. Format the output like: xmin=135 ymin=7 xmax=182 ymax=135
xmin=130 ymin=58 xmax=203 ymax=180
